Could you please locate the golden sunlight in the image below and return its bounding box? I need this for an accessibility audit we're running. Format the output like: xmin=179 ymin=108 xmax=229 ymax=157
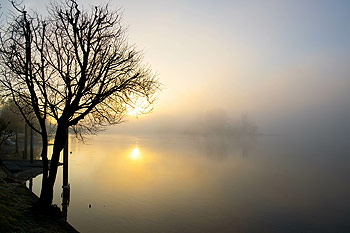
xmin=127 ymin=106 xmax=144 ymax=117
xmin=129 ymin=147 xmax=142 ymax=160
xmin=126 ymin=98 xmax=152 ymax=118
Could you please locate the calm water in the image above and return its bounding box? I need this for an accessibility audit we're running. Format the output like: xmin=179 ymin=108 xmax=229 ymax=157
xmin=28 ymin=133 xmax=350 ymax=233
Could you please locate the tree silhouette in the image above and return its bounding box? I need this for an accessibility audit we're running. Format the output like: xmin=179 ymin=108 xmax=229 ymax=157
xmin=0 ymin=1 xmax=51 ymax=192
xmin=0 ymin=0 xmax=160 ymax=207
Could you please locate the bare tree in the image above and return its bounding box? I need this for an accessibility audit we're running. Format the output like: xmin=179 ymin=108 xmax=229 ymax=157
xmin=0 ymin=0 xmax=160 ymax=207
xmin=0 ymin=99 xmax=26 ymax=151
xmin=0 ymin=117 xmax=15 ymax=147
xmin=0 ymin=1 xmax=52 ymax=208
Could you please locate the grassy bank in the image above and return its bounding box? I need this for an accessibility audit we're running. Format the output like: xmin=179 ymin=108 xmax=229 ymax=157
xmin=0 ymin=158 xmax=78 ymax=233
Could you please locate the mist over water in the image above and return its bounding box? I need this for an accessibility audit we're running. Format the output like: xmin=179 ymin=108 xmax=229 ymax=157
xmin=27 ymin=133 xmax=349 ymax=233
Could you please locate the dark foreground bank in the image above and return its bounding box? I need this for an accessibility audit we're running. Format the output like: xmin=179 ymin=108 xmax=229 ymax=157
xmin=0 ymin=160 xmax=78 ymax=233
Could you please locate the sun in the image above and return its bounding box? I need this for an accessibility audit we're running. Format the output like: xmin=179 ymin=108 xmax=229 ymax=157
xmin=127 ymin=106 xmax=144 ymax=117
xmin=126 ymin=98 xmax=151 ymax=118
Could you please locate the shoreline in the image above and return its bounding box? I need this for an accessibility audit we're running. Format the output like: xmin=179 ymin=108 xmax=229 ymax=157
xmin=0 ymin=153 xmax=79 ymax=233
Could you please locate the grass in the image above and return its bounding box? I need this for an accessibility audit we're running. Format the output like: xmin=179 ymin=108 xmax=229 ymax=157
xmin=0 ymin=159 xmax=78 ymax=233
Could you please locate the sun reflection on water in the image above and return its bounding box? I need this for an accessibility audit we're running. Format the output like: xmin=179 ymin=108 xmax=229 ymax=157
xmin=129 ymin=147 xmax=142 ymax=160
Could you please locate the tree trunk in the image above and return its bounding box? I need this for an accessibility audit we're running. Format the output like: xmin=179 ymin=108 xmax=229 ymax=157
xmin=38 ymin=124 xmax=67 ymax=207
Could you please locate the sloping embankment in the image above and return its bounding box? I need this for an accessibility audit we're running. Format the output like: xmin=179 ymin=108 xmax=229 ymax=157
xmin=0 ymin=162 xmax=78 ymax=233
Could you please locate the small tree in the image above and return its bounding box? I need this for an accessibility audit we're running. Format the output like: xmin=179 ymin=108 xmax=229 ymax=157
xmin=0 ymin=0 xmax=160 ymax=207
xmin=0 ymin=99 xmax=25 ymax=151
xmin=0 ymin=118 xmax=15 ymax=147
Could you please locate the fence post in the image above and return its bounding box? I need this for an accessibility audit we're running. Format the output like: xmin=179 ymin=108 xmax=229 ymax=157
xmin=63 ymin=128 xmax=69 ymax=187
xmin=30 ymin=128 xmax=33 ymax=163
xmin=24 ymin=123 xmax=28 ymax=159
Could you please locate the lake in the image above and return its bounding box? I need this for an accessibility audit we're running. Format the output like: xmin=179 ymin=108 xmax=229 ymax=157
xmin=27 ymin=133 xmax=350 ymax=233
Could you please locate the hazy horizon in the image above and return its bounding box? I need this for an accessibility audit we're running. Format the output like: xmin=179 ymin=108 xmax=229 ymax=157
xmin=1 ymin=0 xmax=349 ymax=136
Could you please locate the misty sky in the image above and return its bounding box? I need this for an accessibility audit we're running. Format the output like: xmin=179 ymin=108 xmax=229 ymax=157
xmin=1 ymin=0 xmax=349 ymax=135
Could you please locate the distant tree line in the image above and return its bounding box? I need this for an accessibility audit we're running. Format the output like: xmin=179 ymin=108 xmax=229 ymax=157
xmin=184 ymin=110 xmax=258 ymax=136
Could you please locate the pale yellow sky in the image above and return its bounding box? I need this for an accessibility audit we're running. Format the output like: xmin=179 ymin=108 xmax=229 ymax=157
xmin=2 ymin=0 xmax=349 ymax=134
